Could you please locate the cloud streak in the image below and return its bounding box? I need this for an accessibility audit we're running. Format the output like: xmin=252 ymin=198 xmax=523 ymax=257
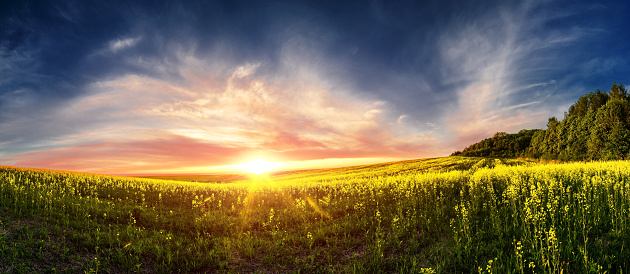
xmin=108 ymin=36 xmax=142 ymax=52
xmin=437 ymin=1 xmax=595 ymax=148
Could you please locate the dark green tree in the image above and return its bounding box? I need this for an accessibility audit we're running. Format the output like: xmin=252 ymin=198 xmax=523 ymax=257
xmin=609 ymin=82 xmax=628 ymax=100
xmin=592 ymin=99 xmax=630 ymax=159
xmin=567 ymin=90 xmax=609 ymax=117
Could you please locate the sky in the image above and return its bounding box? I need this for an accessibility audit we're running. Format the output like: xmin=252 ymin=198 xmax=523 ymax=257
xmin=1 ymin=0 xmax=630 ymax=175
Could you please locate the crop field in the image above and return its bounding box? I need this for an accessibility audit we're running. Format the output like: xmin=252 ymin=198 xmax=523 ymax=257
xmin=1 ymin=156 xmax=629 ymax=273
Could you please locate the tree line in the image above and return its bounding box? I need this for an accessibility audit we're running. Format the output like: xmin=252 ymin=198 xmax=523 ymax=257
xmin=452 ymin=82 xmax=630 ymax=161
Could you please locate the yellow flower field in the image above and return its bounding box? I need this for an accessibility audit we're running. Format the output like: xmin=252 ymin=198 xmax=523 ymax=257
xmin=1 ymin=157 xmax=628 ymax=273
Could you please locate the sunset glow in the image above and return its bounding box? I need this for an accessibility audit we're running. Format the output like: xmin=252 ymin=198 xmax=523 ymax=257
xmin=234 ymin=160 xmax=284 ymax=174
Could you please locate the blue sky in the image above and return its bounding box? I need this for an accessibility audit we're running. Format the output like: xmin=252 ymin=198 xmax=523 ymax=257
xmin=1 ymin=0 xmax=629 ymax=174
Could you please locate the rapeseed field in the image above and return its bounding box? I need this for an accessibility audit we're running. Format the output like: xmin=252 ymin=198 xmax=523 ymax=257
xmin=1 ymin=157 xmax=628 ymax=273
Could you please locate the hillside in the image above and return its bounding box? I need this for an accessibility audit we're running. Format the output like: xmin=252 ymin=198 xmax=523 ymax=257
xmin=453 ymin=82 xmax=630 ymax=160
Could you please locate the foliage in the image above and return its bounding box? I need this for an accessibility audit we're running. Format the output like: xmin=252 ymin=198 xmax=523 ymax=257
xmin=455 ymin=82 xmax=630 ymax=161
xmin=1 ymin=157 xmax=630 ymax=273
xmin=451 ymin=129 xmax=540 ymax=157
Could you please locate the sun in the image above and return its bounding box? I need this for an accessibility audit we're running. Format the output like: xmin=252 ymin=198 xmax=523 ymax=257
xmin=235 ymin=160 xmax=283 ymax=174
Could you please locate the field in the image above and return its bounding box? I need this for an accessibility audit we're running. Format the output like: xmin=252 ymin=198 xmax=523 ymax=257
xmin=1 ymin=156 xmax=630 ymax=273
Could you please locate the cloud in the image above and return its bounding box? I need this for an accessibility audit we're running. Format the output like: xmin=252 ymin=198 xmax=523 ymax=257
xmin=108 ymin=36 xmax=142 ymax=52
xmin=3 ymin=1 xmax=612 ymax=173
xmin=397 ymin=115 xmax=407 ymax=124
xmin=0 ymin=43 xmax=40 ymax=88
xmin=2 ymin=48 xmax=437 ymax=173
xmin=54 ymin=2 xmax=82 ymax=24
xmin=438 ymin=1 xmax=589 ymax=149
xmin=5 ymin=134 xmax=242 ymax=174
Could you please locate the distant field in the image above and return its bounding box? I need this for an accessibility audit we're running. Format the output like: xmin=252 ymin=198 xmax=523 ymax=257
xmin=1 ymin=157 xmax=629 ymax=273
xmin=141 ymin=157 xmax=522 ymax=184
xmin=138 ymin=173 xmax=250 ymax=184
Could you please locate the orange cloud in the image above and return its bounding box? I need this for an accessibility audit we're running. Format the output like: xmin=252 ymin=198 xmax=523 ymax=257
xmin=6 ymin=134 xmax=242 ymax=174
xmin=4 ymin=54 xmax=437 ymax=174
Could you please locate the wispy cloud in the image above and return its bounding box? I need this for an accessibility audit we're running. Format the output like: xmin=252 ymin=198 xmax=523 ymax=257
xmin=438 ymin=1 xmax=590 ymax=148
xmin=108 ymin=36 xmax=141 ymax=52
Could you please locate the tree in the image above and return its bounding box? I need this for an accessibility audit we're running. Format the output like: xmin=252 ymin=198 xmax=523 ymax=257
xmin=567 ymin=90 xmax=610 ymax=117
xmin=541 ymin=117 xmax=559 ymax=158
xmin=609 ymin=82 xmax=628 ymax=101
xmin=592 ymin=99 xmax=630 ymax=160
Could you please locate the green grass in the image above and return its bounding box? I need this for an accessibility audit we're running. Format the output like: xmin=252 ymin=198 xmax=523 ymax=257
xmin=1 ymin=156 xmax=629 ymax=273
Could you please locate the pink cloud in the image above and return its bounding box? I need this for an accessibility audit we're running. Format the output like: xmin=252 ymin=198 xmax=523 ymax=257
xmin=4 ymin=54 xmax=440 ymax=174
xmin=6 ymin=134 xmax=243 ymax=174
